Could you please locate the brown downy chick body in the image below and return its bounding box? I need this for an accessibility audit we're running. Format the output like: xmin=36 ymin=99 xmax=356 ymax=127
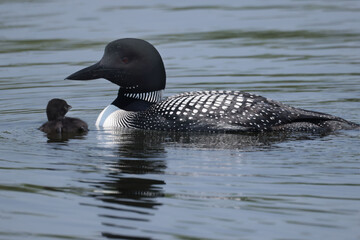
xmin=39 ymin=98 xmax=88 ymax=134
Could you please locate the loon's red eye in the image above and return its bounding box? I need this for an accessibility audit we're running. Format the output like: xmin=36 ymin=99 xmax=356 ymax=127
xmin=122 ymin=57 xmax=129 ymax=64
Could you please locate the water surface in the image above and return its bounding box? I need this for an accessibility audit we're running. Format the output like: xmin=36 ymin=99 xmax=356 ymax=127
xmin=0 ymin=0 xmax=360 ymax=239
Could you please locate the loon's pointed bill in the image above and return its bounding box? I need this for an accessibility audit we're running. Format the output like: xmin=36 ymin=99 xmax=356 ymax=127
xmin=65 ymin=38 xmax=359 ymax=133
xmin=65 ymin=61 xmax=131 ymax=87
xmin=65 ymin=61 xmax=102 ymax=80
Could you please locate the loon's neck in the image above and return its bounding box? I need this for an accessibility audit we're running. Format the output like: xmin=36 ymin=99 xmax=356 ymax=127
xmin=111 ymin=89 xmax=163 ymax=111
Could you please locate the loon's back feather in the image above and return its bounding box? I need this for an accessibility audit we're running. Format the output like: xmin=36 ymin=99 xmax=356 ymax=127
xmin=128 ymin=90 xmax=357 ymax=132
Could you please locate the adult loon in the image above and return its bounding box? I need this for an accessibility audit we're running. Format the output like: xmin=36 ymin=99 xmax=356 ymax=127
xmin=65 ymin=38 xmax=359 ymax=133
xmin=39 ymin=98 xmax=89 ymax=134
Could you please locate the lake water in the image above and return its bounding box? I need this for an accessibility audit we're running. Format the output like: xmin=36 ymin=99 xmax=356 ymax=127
xmin=1 ymin=0 xmax=360 ymax=239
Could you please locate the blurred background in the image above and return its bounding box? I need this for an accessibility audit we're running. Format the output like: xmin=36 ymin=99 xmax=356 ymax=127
xmin=0 ymin=1 xmax=359 ymax=239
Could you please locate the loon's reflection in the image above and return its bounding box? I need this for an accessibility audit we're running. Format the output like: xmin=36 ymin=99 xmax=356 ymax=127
xmin=98 ymin=128 xmax=324 ymax=150
xmin=88 ymin=129 xmax=167 ymax=239
xmin=91 ymin=128 xmax=326 ymax=239
xmin=91 ymin=129 xmax=167 ymax=206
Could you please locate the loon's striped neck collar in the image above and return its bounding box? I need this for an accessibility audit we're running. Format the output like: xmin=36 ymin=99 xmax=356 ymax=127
xmin=111 ymin=89 xmax=163 ymax=112
xmin=123 ymin=90 xmax=163 ymax=103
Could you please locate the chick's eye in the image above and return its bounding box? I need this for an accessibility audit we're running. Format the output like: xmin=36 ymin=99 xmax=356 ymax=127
xmin=122 ymin=57 xmax=129 ymax=64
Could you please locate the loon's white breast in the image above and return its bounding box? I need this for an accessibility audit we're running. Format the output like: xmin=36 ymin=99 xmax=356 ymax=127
xmin=96 ymin=105 xmax=136 ymax=128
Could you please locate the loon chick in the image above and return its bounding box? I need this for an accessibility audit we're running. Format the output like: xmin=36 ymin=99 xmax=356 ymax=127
xmin=39 ymin=98 xmax=89 ymax=134
xmin=65 ymin=38 xmax=359 ymax=133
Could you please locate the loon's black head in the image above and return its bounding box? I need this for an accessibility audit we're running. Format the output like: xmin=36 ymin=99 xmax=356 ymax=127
xmin=65 ymin=38 xmax=166 ymax=93
xmin=46 ymin=98 xmax=72 ymax=121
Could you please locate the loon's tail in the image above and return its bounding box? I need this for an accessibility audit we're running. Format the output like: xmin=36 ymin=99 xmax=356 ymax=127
xmin=272 ymin=107 xmax=360 ymax=132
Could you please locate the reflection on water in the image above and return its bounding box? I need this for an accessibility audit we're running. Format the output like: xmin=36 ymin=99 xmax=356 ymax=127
xmin=81 ymin=128 xmax=331 ymax=239
xmin=88 ymin=129 xmax=167 ymax=239
xmin=43 ymin=131 xmax=89 ymax=143
xmin=98 ymin=127 xmax=328 ymax=150
xmin=89 ymin=163 xmax=165 ymax=239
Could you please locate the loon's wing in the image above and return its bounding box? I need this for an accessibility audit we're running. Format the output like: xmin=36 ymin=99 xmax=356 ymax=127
xmin=135 ymin=90 xmax=357 ymax=132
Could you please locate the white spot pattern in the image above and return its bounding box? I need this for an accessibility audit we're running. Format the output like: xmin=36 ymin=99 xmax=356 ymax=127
xmin=96 ymin=90 xmax=354 ymax=133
